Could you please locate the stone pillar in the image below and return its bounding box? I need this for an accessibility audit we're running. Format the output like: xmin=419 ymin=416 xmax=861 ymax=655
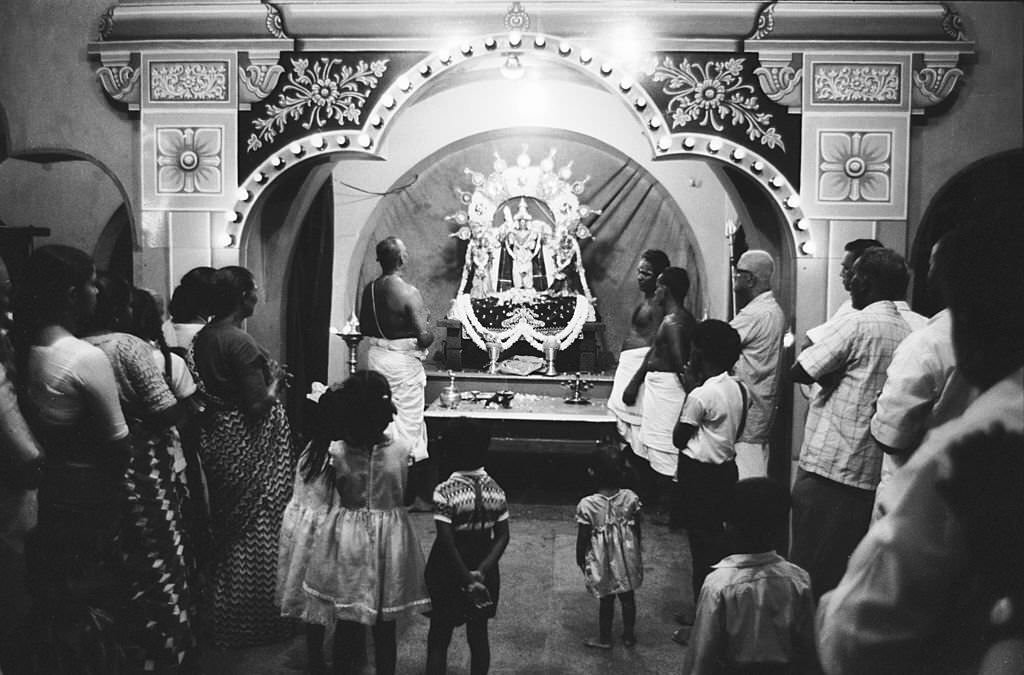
xmin=95 ymin=45 xmax=286 ymax=303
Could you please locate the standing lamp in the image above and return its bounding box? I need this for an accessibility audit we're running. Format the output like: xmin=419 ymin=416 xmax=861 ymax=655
xmin=337 ymin=311 xmax=363 ymax=376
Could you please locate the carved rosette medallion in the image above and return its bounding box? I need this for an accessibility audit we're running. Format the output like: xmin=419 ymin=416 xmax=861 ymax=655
xmin=818 ymin=131 xmax=892 ymax=202
xmin=652 ymin=56 xmax=785 ymax=150
xmin=150 ymin=62 xmax=229 ymax=102
xmin=812 ymin=64 xmax=901 ymax=104
xmin=155 ymin=127 xmax=223 ymax=194
xmin=246 ymin=56 xmax=389 ymax=151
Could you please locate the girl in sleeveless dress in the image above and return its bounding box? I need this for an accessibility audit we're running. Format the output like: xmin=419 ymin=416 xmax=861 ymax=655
xmin=276 ymin=384 xmax=343 ymax=674
xmin=425 ymin=418 xmax=510 ymax=675
xmin=576 ymin=447 xmax=644 ymax=649
xmin=302 ymin=370 xmax=430 ymax=675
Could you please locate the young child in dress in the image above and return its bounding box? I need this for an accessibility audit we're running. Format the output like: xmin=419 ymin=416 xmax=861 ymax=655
xmin=276 ymin=384 xmax=342 ymax=674
xmin=425 ymin=417 xmax=510 ymax=675
xmin=683 ymin=477 xmax=815 ymax=674
xmin=302 ymin=370 xmax=431 ymax=675
xmin=671 ymin=319 xmax=748 ymax=644
xmin=576 ymin=446 xmax=644 ymax=650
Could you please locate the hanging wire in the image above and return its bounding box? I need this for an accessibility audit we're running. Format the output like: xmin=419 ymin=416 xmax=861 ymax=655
xmin=335 ymin=174 xmax=419 ymax=196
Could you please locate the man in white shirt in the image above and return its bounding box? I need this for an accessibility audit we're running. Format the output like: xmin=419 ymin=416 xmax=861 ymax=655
xmin=730 ymin=250 xmax=786 ymax=479
xmin=817 ymin=218 xmax=1024 ymax=674
xmin=869 ymin=237 xmax=976 ymax=521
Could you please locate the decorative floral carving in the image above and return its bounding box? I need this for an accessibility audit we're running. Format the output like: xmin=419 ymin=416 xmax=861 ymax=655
xmin=912 ymin=66 xmax=963 ymax=106
xmin=97 ymin=65 xmax=140 ymax=103
xmin=156 ymin=127 xmax=222 ymax=194
xmin=504 ymin=1 xmax=530 ymax=32
xmin=751 ymin=2 xmax=776 ymax=40
xmin=246 ymin=56 xmax=389 ymax=152
xmin=812 ymin=64 xmax=901 ymax=104
xmin=753 ymin=64 xmax=802 ymax=105
xmin=264 ymin=2 xmax=287 ymax=39
xmin=150 ymin=62 xmax=228 ymax=101
xmin=818 ymin=131 xmax=891 ymax=202
xmin=239 ymin=63 xmax=286 ymax=102
xmin=98 ymin=5 xmax=116 ymax=41
xmin=652 ymin=56 xmax=785 ymax=150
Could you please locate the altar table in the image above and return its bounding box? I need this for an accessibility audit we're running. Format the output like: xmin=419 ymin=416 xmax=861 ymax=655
xmin=425 ymin=393 xmax=616 ymax=455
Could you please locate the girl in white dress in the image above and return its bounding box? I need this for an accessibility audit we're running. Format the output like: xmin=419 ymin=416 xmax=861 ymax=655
xmin=276 ymin=384 xmax=342 ymax=673
xmin=301 ymin=370 xmax=430 ymax=675
xmin=576 ymin=447 xmax=644 ymax=649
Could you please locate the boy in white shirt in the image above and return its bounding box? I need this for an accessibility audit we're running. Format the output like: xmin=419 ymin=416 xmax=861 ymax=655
xmin=683 ymin=478 xmax=816 ymax=673
xmin=671 ymin=320 xmax=748 ymax=643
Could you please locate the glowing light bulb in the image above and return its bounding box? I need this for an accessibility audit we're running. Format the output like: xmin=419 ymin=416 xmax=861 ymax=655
xmin=799 ymin=240 xmax=816 ymax=256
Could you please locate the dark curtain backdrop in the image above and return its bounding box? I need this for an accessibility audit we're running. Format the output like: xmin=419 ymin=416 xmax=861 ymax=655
xmin=352 ymin=130 xmax=706 ymax=371
xmin=285 ymin=179 xmax=334 ymax=439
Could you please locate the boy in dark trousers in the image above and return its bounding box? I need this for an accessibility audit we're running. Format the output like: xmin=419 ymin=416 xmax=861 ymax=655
xmin=683 ymin=478 xmax=816 ymax=674
xmin=670 ymin=320 xmax=747 ymax=643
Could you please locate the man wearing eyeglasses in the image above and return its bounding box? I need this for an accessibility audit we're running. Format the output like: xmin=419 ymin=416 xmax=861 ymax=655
xmin=729 ymin=250 xmax=786 ymax=480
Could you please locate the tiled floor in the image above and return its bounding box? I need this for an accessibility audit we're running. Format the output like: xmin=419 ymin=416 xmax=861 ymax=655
xmin=200 ymin=503 xmax=695 ymax=674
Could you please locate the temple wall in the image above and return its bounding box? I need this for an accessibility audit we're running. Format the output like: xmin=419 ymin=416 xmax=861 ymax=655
xmin=0 ymin=0 xmax=1020 ymax=355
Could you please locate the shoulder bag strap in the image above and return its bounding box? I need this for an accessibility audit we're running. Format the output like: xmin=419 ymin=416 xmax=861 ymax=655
xmin=734 ymin=378 xmax=749 ymax=441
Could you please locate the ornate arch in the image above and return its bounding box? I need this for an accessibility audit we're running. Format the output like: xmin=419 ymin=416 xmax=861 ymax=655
xmin=228 ymin=32 xmax=807 ymax=255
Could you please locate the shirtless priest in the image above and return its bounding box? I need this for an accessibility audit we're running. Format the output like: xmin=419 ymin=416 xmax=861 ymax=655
xmin=621 ymin=266 xmax=697 ymax=526
xmin=359 ymin=236 xmax=436 ymax=510
xmin=607 ymin=250 xmax=670 ymax=502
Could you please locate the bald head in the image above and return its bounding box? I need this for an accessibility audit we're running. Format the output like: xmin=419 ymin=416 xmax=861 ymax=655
xmin=737 ymin=250 xmax=775 ymax=287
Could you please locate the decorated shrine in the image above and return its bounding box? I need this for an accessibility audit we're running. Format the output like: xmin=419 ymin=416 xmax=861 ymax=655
xmin=445 ymin=147 xmax=598 ymax=357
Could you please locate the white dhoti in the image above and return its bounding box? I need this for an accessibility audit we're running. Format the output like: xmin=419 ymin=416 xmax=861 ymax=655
xmin=366 ymin=337 xmax=429 ymax=463
xmin=640 ymin=371 xmax=687 ymax=477
xmin=607 ymin=347 xmax=649 ymax=458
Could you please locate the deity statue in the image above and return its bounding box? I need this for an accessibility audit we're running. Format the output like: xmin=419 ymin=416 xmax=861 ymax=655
xmin=497 ymin=198 xmax=550 ymax=292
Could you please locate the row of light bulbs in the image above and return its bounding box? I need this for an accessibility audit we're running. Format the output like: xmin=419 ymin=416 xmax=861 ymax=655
xmin=227 ymin=31 xmax=815 ymax=254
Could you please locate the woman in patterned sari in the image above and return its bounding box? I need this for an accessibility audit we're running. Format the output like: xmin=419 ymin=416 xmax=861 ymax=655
xmin=84 ymin=272 xmax=197 ymax=671
xmin=188 ymin=265 xmax=297 ymax=648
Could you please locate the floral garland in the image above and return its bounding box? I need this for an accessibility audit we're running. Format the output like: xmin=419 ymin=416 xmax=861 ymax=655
xmin=452 ymin=293 xmax=592 ymax=353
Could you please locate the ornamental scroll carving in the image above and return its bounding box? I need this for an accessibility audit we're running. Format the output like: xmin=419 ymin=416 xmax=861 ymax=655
xmin=912 ymin=66 xmax=964 ymax=107
xmin=97 ymin=64 xmax=141 ymax=106
xmin=750 ymin=3 xmax=776 ymax=40
xmin=753 ymin=63 xmax=802 ymax=108
xmin=150 ymin=62 xmax=229 ymax=102
xmin=239 ymin=62 xmax=286 ymax=106
xmin=812 ymin=64 xmax=901 ymax=104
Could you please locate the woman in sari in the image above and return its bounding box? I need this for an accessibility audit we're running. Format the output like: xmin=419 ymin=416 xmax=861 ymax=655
xmin=84 ymin=272 xmax=196 ymax=670
xmin=12 ymin=245 xmax=134 ymax=672
xmin=188 ymin=265 xmax=297 ymax=647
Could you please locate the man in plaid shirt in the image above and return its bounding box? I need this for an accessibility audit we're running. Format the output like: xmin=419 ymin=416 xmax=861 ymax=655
xmin=789 ymin=247 xmax=913 ymax=599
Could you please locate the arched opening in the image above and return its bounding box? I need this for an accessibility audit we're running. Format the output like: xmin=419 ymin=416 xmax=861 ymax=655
xmin=242 ymin=157 xmax=336 ymax=435
xmin=911 ymin=148 xmax=1024 ymax=316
